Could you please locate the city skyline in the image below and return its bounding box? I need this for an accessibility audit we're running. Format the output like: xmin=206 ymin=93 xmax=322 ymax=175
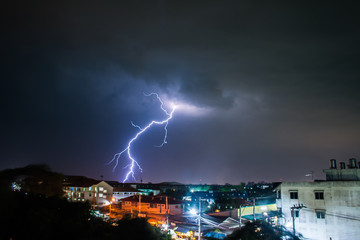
xmin=2 ymin=1 xmax=360 ymax=184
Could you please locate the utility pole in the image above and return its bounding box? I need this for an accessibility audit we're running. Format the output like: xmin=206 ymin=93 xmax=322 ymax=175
xmin=238 ymin=204 xmax=242 ymax=229
xmin=253 ymin=198 xmax=256 ymax=221
xmin=198 ymin=197 xmax=201 ymax=240
xmin=166 ymin=196 xmax=169 ymax=226
xmin=290 ymin=204 xmax=306 ymax=238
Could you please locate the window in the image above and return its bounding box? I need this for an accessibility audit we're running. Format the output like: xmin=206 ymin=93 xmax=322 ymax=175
xmin=99 ymin=187 xmax=104 ymax=191
xmin=276 ymin=190 xmax=281 ymax=199
xmin=315 ymin=191 xmax=324 ymax=200
xmin=294 ymin=210 xmax=299 ymax=218
xmin=290 ymin=191 xmax=298 ymax=199
xmin=316 ymin=210 xmax=326 ymax=219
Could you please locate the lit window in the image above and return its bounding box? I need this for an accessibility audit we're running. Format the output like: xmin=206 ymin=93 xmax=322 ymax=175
xmin=83 ymin=188 xmax=85 ymax=191
xmin=315 ymin=191 xmax=324 ymax=200
xmin=89 ymin=187 xmax=92 ymax=191
xmin=99 ymin=187 xmax=104 ymax=191
xmin=99 ymin=193 xmax=103 ymax=197
xmin=290 ymin=191 xmax=298 ymax=199
xmin=316 ymin=210 xmax=326 ymax=219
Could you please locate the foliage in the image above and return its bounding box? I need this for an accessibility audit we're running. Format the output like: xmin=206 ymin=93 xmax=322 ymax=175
xmin=225 ymin=220 xmax=301 ymax=240
xmin=164 ymin=188 xmax=187 ymax=200
xmin=0 ymin=164 xmax=64 ymax=197
xmin=212 ymin=195 xmax=239 ymax=211
xmin=0 ymin=165 xmax=171 ymax=240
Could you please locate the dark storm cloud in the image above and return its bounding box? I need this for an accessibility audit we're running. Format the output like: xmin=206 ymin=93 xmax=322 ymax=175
xmin=1 ymin=0 xmax=360 ymax=183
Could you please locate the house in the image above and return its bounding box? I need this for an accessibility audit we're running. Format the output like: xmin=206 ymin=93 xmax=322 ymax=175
xmin=63 ymin=176 xmax=113 ymax=206
xmin=112 ymin=185 xmax=142 ymax=201
xmin=276 ymin=159 xmax=360 ymax=240
xmin=120 ymin=194 xmax=185 ymax=215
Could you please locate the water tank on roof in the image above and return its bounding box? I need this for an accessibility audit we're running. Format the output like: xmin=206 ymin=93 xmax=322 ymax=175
xmin=329 ymin=159 xmax=337 ymax=169
xmin=349 ymin=158 xmax=358 ymax=168
xmin=340 ymin=162 xmax=346 ymax=169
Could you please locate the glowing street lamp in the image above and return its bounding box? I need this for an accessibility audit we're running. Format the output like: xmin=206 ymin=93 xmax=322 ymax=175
xmin=190 ymin=208 xmax=197 ymax=215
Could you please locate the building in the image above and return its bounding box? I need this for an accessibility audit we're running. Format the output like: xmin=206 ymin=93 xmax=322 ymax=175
xmin=104 ymin=180 xmax=142 ymax=201
xmin=120 ymin=195 xmax=185 ymax=215
xmin=133 ymin=183 xmax=161 ymax=195
xmin=112 ymin=186 xmax=141 ymax=201
xmin=276 ymin=159 xmax=360 ymax=240
xmin=63 ymin=176 xmax=113 ymax=206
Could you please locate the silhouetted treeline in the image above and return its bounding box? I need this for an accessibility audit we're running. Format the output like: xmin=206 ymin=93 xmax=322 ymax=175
xmin=0 ymin=165 xmax=170 ymax=240
xmin=225 ymin=220 xmax=302 ymax=240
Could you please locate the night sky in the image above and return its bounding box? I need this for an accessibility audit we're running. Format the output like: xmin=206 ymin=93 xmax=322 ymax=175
xmin=2 ymin=1 xmax=360 ymax=184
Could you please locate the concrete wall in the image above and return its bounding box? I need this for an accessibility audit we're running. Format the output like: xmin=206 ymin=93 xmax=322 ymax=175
xmin=122 ymin=201 xmax=184 ymax=215
xmin=64 ymin=181 xmax=113 ymax=206
xmin=277 ymin=181 xmax=360 ymax=240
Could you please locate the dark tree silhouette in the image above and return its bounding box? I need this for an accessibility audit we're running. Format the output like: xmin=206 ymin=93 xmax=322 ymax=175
xmin=225 ymin=220 xmax=302 ymax=240
xmin=0 ymin=165 xmax=171 ymax=240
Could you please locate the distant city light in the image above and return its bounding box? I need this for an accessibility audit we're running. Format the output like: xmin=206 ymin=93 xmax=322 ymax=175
xmin=11 ymin=182 xmax=21 ymax=191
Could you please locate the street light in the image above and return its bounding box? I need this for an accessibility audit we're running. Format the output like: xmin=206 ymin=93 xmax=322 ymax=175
xmin=109 ymin=198 xmax=115 ymax=215
xmin=190 ymin=208 xmax=197 ymax=215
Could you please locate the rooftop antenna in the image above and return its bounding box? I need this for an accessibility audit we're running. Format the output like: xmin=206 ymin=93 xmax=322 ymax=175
xmin=305 ymin=171 xmax=314 ymax=181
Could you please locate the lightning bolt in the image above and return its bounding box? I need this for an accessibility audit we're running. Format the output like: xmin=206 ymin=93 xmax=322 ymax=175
xmin=107 ymin=93 xmax=176 ymax=182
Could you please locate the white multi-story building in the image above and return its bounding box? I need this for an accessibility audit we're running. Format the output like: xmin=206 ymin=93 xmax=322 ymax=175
xmin=63 ymin=176 xmax=114 ymax=206
xmin=276 ymin=159 xmax=360 ymax=240
xmin=112 ymin=186 xmax=141 ymax=201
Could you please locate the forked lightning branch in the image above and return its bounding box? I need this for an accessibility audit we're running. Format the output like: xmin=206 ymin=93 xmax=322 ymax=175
xmin=107 ymin=93 xmax=176 ymax=182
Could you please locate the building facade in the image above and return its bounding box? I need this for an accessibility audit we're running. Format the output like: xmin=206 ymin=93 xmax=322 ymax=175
xmin=276 ymin=160 xmax=360 ymax=240
xmin=121 ymin=195 xmax=185 ymax=215
xmin=112 ymin=186 xmax=141 ymax=201
xmin=63 ymin=176 xmax=113 ymax=206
